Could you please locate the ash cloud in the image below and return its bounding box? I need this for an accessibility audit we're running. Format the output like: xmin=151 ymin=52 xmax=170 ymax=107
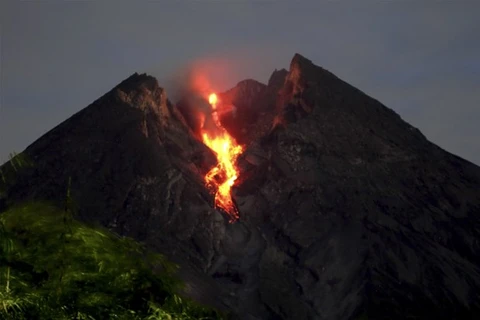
xmin=164 ymin=63 xmax=221 ymax=138
xmin=162 ymin=55 xmax=262 ymax=140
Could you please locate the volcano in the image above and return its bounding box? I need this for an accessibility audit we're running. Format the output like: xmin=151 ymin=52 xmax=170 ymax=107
xmin=1 ymin=53 xmax=480 ymax=319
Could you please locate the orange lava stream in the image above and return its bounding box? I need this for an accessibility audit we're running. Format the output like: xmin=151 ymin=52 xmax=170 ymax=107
xmin=202 ymin=93 xmax=243 ymax=222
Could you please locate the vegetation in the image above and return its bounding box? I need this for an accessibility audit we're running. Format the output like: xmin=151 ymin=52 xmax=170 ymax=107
xmin=0 ymin=202 xmax=224 ymax=320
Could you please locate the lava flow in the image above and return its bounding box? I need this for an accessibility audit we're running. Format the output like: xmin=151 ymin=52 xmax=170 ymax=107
xmin=202 ymin=93 xmax=243 ymax=222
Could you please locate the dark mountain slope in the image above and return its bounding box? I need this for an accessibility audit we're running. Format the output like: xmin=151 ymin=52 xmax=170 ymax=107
xmin=1 ymin=55 xmax=480 ymax=320
xmin=231 ymin=54 xmax=480 ymax=319
xmin=5 ymin=73 xmax=215 ymax=223
xmin=1 ymin=73 xmax=233 ymax=310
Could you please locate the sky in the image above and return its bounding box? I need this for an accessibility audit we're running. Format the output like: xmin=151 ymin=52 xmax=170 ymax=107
xmin=1 ymin=1 xmax=479 ymax=165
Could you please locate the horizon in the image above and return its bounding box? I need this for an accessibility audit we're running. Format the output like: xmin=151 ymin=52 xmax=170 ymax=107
xmin=1 ymin=1 xmax=479 ymax=165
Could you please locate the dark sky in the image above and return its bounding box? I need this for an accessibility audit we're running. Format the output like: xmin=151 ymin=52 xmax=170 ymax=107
xmin=1 ymin=1 xmax=479 ymax=165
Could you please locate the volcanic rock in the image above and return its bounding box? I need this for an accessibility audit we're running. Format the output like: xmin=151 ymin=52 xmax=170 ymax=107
xmin=217 ymin=79 xmax=267 ymax=145
xmin=233 ymin=54 xmax=480 ymax=319
xmin=2 ymin=55 xmax=480 ymax=320
xmin=218 ymin=69 xmax=288 ymax=147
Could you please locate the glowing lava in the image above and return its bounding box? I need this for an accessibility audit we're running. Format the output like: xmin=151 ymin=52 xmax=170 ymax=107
xmin=208 ymin=93 xmax=218 ymax=105
xmin=202 ymin=93 xmax=243 ymax=222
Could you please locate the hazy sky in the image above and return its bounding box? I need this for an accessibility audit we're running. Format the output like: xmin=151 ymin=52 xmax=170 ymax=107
xmin=1 ymin=1 xmax=479 ymax=165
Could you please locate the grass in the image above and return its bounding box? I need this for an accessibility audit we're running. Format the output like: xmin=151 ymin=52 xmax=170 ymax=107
xmin=0 ymin=202 xmax=225 ymax=320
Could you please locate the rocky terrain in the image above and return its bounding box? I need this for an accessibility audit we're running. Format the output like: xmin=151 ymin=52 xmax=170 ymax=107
xmin=1 ymin=53 xmax=479 ymax=319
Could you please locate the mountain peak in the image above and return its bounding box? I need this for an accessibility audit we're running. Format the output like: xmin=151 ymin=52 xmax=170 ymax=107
xmin=287 ymin=53 xmax=334 ymax=86
xmin=114 ymin=72 xmax=159 ymax=94
xmin=290 ymin=53 xmax=313 ymax=68
xmin=97 ymin=73 xmax=169 ymax=116
xmin=267 ymin=68 xmax=288 ymax=88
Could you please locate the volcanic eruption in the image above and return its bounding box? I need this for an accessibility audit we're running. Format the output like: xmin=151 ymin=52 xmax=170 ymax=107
xmin=2 ymin=53 xmax=480 ymax=320
xmin=201 ymin=93 xmax=243 ymax=222
xmin=173 ymin=65 xmax=245 ymax=222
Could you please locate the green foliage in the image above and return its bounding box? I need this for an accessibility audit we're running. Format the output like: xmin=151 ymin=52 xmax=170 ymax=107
xmin=0 ymin=202 xmax=224 ymax=320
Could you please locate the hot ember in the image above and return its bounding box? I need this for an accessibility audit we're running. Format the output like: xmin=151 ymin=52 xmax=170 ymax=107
xmin=202 ymin=93 xmax=243 ymax=222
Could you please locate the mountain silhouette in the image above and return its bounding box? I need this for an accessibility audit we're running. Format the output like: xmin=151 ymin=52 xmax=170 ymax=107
xmin=1 ymin=54 xmax=479 ymax=319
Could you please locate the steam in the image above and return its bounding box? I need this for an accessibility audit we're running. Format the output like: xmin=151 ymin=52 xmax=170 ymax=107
xmin=164 ymin=58 xmax=237 ymax=138
xmin=164 ymin=54 xmax=245 ymax=101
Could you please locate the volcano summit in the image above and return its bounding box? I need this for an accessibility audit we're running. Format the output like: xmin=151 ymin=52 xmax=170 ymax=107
xmin=1 ymin=54 xmax=480 ymax=319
